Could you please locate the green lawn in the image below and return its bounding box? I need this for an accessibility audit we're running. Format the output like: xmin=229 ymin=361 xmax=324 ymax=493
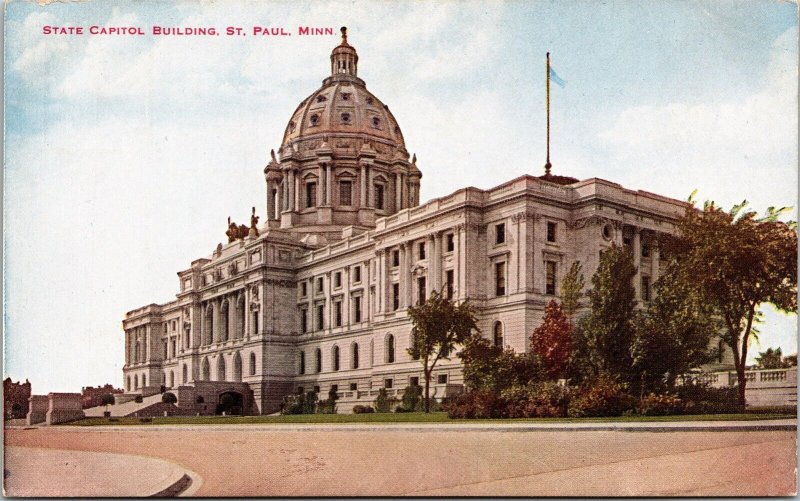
xmin=67 ymin=411 xmax=795 ymax=426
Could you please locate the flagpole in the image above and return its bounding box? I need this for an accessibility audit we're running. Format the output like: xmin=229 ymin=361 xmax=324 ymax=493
xmin=545 ymin=52 xmax=551 ymax=176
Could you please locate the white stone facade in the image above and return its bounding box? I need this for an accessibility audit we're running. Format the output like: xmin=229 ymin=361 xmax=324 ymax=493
xmin=122 ymin=31 xmax=731 ymax=414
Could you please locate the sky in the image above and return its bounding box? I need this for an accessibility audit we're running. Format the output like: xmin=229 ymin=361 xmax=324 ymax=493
xmin=3 ymin=0 xmax=798 ymax=392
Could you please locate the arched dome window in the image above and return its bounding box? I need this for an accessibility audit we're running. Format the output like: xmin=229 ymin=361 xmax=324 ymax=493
xmin=372 ymin=117 xmax=381 ymax=129
xmin=309 ymin=114 xmax=319 ymax=126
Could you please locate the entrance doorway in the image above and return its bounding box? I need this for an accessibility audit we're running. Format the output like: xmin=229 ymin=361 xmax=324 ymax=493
xmin=216 ymin=391 xmax=244 ymax=415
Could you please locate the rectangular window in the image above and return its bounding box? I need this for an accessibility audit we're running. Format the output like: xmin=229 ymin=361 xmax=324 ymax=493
xmin=163 ymin=341 xmax=168 ymax=359
xmin=417 ymin=276 xmax=427 ymax=305
xmin=316 ymin=304 xmax=324 ymax=330
xmin=445 ymin=270 xmax=454 ymax=299
xmin=313 ymin=385 xmax=320 ymax=394
xmin=446 ymin=233 xmax=455 ymax=252
xmin=354 ymin=296 xmax=362 ymax=323
xmin=641 ymin=240 xmax=651 ymax=258
xmin=384 ymin=378 xmax=393 ymax=389
xmin=354 ymin=266 xmax=362 ymax=283
xmin=301 ymin=282 xmax=307 ymax=296
xmin=334 ymin=301 xmax=342 ymax=327
xmin=171 ymin=339 xmax=176 ymax=358
xmin=641 ymin=276 xmax=651 ymax=302
xmin=339 ymin=181 xmax=352 ymax=206
xmin=316 ymin=277 xmax=324 ymax=293
xmin=374 ymin=184 xmax=385 ymax=210
xmin=392 ymin=283 xmax=400 ymax=311
xmin=410 ymin=376 xmax=420 ymax=387
xmin=297 ymin=386 xmax=304 ymax=394
xmin=547 ymin=221 xmax=557 ymax=243
xmin=418 ymin=242 xmax=426 ymax=260
xmin=495 ymin=223 xmax=506 ymax=244
xmin=495 ymin=262 xmax=506 ymax=296
xmin=437 ymin=374 xmax=448 ymax=384
xmin=330 ymin=384 xmax=338 ymax=393
xmin=300 ymin=308 xmax=308 ymax=333
xmin=334 ymin=272 xmax=342 ymax=288
xmin=392 ymin=250 xmax=400 ymax=267
xmin=350 ymin=382 xmax=358 ymax=391
xmin=306 ymin=182 xmax=317 ymax=208
xmin=546 ymin=261 xmax=557 ymax=295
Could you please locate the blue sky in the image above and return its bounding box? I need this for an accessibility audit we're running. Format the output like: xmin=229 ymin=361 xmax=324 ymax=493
xmin=4 ymin=0 xmax=797 ymax=392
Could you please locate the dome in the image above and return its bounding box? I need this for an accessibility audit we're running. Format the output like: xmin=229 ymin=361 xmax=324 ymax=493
xmin=281 ymin=28 xmax=406 ymax=158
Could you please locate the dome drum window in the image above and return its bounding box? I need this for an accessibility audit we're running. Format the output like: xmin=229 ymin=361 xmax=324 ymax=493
xmin=288 ymin=121 xmax=296 ymax=133
xmin=340 ymin=112 xmax=351 ymax=124
xmin=341 ymin=92 xmax=351 ymax=101
xmin=316 ymin=95 xmax=327 ymax=102
xmin=309 ymin=114 xmax=319 ymax=126
xmin=372 ymin=117 xmax=381 ymax=129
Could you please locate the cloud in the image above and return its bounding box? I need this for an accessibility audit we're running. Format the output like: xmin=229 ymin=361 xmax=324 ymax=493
xmin=598 ymin=26 xmax=798 ymax=213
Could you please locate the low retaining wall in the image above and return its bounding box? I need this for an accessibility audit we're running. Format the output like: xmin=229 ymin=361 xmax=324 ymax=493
xmin=45 ymin=393 xmax=85 ymax=425
xmin=26 ymin=395 xmax=48 ymax=425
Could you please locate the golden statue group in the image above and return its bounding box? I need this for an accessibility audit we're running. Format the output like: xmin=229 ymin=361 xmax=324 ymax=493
xmin=226 ymin=207 xmax=260 ymax=242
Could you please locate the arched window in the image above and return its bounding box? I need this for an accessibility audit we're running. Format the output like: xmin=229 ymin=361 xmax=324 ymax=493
xmin=169 ymin=371 xmax=175 ymax=388
xmin=299 ymin=351 xmax=306 ymax=375
xmin=370 ymin=339 xmax=375 ymax=367
xmin=410 ymin=328 xmax=419 ymax=360
xmin=135 ymin=340 xmax=140 ymax=362
xmin=236 ymin=296 xmax=246 ymax=339
xmin=250 ymin=352 xmax=257 ymax=376
xmin=182 ymin=364 xmax=188 ymax=384
xmin=134 ymin=374 xmax=139 ymax=389
xmin=202 ymin=357 xmax=210 ymax=381
xmin=493 ymin=322 xmax=504 ymax=348
xmin=352 ymin=343 xmax=359 ymax=369
xmin=333 ymin=345 xmax=340 ymax=371
xmin=386 ymin=334 xmax=395 ymax=363
xmin=217 ymin=355 xmax=226 ymax=381
xmin=251 ymin=310 xmax=259 ymax=335
xmin=220 ymin=300 xmax=230 ymax=342
xmin=233 ymin=352 xmax=242 ymax=382
xmin=142 ymin=375 xmax=147 ymax=387
xmin=316 ymin=348 xmax=322 ymax=373
xmin=127 ymin=375 xmax=131 ymax=391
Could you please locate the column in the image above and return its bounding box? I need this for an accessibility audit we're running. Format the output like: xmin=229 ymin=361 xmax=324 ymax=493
xmin=399 ymin=243 xmax=408 ymax=308
xmin=243 ymin=289 xmax=250 ymax=340
xmin=326 ymin=164 xmax=332 ymax=205
xmin=212 ymin=300 xmax=220 ymax=344
xmin=360 ymin=164 xmax=367 ymax=207
xmin=458 ymin=224 xmax=467 ymax=300
xmin=651 ymin=234 xmax=660 ymax=282
xmin=632 ymin=228 xmax=641 ymax=299
xmin=281 ymin=179 xmax=288 ymax=212
xmin=433 ymin=232 xmax=442 ymax=293
xmin=287 ymin=170 xmax=296 ymax=212
xmin=395 ymin=173 xmax=402 ymax=210
xmin=318 ymin=164 xmax=325 ymax=206
xmin=294 ymin=171 xmax=301 ymax=211
xmin=376 ymin=251 xmax=385 ymax=313
xmin=453 ymin=225 xmax=462 ymax=300
xmin=125 ymin=331 xmax=130 ymax=364
xmin=344 ymin=268 xmax=351 ymax=326
xmin=266 ymin=183 xmax=274 ymax=220
xmin=405 ymin=243 xmax=413 ymax=307
xmin=324 ymin=272 xmax=332 ymax=333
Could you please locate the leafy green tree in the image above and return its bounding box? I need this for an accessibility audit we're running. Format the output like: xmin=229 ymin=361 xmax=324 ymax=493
xmin=101 ymin=393 xmax=116 ymax=412
xmin=784 ymin=354 xmax=798 ymax=367
xmin=754 ymin=347 xmax=789 ymax=369
xmin=667 ymin=198 xmax=797 ymax=406
xmin=570 ymin=245 xmax=638 ymax=384
xmin=408 ymin=290 xmax=478 ymax=412
xmin=400 ymin=383 xmax=422 ymax=412
xmin=530 ymin=300 xmax=572 ymax=379
xmin=560 ymin=261 xmax=585 ymax=321
xmin=161 ymin=392 xmax=177 ymax=404
xmin=458 ymin=333 xmax=543 ymax=393
xmin=631 ymin=266 xmax=719 ymax=392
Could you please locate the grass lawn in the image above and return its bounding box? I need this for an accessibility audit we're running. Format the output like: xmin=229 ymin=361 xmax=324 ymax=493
xmin=67 ymin=411 xmax=795 ymax=426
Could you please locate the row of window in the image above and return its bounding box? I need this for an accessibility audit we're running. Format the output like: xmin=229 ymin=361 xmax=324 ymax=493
xmin=493 ymin=220 xmax=559 ymax=245
xmin=297 ymin=374 xmax=448 ymax=396
xmin=301 ymin=180 xmax=386 ymax=210
xmin=300 ymin=266 xmax=363 ymax=297
xmin=301 ymin=295 xmax=364 ymax=333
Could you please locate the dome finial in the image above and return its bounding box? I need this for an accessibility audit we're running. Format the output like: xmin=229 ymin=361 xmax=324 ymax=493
xmin=341 ymin=26 xmax=348 ymax=44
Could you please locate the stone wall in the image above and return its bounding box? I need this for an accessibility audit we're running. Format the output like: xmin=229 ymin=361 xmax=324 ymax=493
xmin=26 ymin=395 xmax=48 ymax=425
xmin=45 ymin=393 xmax=85 ymax=425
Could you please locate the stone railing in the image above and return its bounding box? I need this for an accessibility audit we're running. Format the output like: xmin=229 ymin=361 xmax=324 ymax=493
xmin=681 ymin=367 xmax=797 ymax=408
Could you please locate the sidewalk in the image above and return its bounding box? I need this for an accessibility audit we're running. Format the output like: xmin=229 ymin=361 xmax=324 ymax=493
xmin=3 ymin=446 xmax=201 ymax=497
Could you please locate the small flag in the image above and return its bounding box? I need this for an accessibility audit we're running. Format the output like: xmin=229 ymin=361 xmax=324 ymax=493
xmin=549 ymin=66 xmax=566 ymax=88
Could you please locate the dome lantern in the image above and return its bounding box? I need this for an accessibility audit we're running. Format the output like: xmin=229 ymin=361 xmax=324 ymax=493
xmin=330 ymin=27 xmax=358 ymax=78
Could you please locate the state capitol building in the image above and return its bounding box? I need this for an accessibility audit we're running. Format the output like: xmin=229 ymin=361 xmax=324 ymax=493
xmin=121 ymin=30 xmax=713 ymax=415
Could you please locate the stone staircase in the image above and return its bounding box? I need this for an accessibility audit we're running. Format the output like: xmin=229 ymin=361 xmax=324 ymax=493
xmin=83 ymin=393 xmax=164 ymax=417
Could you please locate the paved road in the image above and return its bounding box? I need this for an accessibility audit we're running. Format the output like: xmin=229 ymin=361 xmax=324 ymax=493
xmin=4 ymin=423 xmax=796 ymax=496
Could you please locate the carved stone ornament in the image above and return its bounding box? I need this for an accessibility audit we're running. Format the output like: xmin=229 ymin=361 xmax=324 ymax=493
xmin=214 ymin=268 xmax=223 ymax=281
xmin=512 ymin=210 xmax=539 ymax=223
xmin=572 ymin=215 xmax=620 ymax=230
xmin=251 ymin=285 xmax=259 ymax=300
xmin=411 ymin=264 xmax=427 ymax=277
xmin=228 ymin=262 xmax=238 ymax=276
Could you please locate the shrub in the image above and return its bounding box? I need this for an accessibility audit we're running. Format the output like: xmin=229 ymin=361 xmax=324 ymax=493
xmin=567 ymin=374 xmax=636 ymax=418
xmin=161 ymin=392 xmax=177 ymax=404
xmin=374 ymin=389 xmax=398 ymax=413
xmin=444 ymin=391 xmax=507 ymax=419
xmin=352 ymin=405 xmax=374 ymax=414
xmin=502 ymin=382 xmax=571 ymax=418
xmin=134 ymin=395 xmax=143 ymax=403
xmin=302 ymin=391 xmax=318 ymax=414
xmin=400 ymin=384 xmax=422 ymax=412
xmin=394 ymin=405 xmax=412 ymax=413
xmin=280 ymin=393 xmax=305 ymax=415
xmin=637 ymin=393 xmax=683 ymax=416
xmin=674 ymin=383 xmax=742 ymax=414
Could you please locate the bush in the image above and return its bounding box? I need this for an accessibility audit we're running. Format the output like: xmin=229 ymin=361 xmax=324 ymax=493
xmin=280 ymin=393 xmax=305 ymax=415
xmin=444 ymin=391 xmax=507 ymax=419
xmin=302 ymin=391 xmax=318 ymax=414
xmin=674 ymin=383 xmax=742 ymax=414
xmin=394 ymin=405 xmax=413 ymax=413
xmin=134 ymin=395 xmax=143 ymax=403
xmin=637 ymin=393 xmax=683 ymax=416
xmin=502 ymin=382 xmax=571 ymax=418
xmin=374 ymin=389 xmax=398 ymax=413
xmin=352 ymin=405 xmax=374 ymax=414
xmin=400 ymin=384 xmax=422 ymax=412
xmin=161 ymin=392 xmax=177 ymax=404
xmin=567 ymin=374 xmax=636 ymax=417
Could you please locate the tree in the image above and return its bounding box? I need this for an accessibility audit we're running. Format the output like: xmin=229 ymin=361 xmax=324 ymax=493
xmin=530 ymin=300 xmax=572 ymax=379
xmin=560 ymin=261 xmax=585 ymax=321
xmin=101 ymin=393 xmax=115 ymax=411
xmin=458 ymin=333 xmax=543 ymax=393
xmin=161 ymin=392 xmax=177 ymax=404
xmin=570 ymin=245 xmax=638 ymax=384
xmin=408 ymin=290 xmax=478 ymax=412
xmin=667 ymin=199 xmax=797 ymax=406
xmin=631 ymin=266 xmax=719 ymax=392
xmin=754 ymin=347 xmax=790 ymax=369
